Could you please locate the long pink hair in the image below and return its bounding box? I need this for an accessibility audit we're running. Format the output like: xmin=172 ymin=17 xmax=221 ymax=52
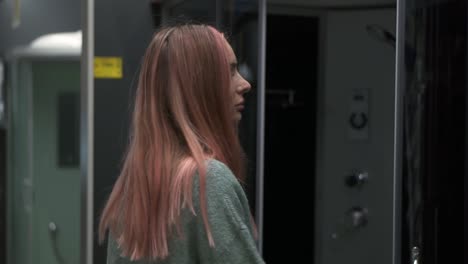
xmin=99 ymin=24 xmax=246 ymax=260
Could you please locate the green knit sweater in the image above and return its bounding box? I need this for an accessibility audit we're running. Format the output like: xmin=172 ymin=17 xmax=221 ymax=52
xmin=106 ymin=159 xmax=265 ymax=264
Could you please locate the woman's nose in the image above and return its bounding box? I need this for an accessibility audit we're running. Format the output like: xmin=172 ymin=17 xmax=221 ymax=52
xmin=238 ymin=77 xmax=251 ymax=94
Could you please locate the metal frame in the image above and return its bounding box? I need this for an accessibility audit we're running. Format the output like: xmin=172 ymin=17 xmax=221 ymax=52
xmin=0 ymin=59 xmax=5 ymax=128
xmin=315 ymin=11 xmax=328 ymax=264
xmin=5 ymin=57 xmax=33 ymax=264
xmin=81 ymin=0 xmax=94 ymax=262
xmin=24 ymin=60 xmax=33 ymax=264
xmin=255 ymin=0 xmax=266 ymax=254
xmin=6 ymin=58 xmax=13 ymax=264
xmin=393 ymin=0 xmax=404 ymax=263
xmin=267 ymin=3 xmax=326 ymax=16
xmin=265 ymin=1 xmax=395 ymax=11
xmin=9 ymin=47 xmax=80 ymax=61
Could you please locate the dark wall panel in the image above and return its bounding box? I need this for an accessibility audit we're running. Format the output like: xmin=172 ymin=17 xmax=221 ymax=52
xmin=94 ymin=0 xmax=154 ymax=262
xmin=0 ymin=129 xmax=5 ymax=264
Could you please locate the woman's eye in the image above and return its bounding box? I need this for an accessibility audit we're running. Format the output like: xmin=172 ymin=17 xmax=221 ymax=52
xmin=230 ymin=64 xmax=238 ymax=76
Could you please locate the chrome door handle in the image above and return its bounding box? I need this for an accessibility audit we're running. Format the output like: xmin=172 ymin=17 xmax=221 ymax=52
xmin=49 ymin=221 xmax=65 ymax=264
xmin=331 ymin=206 xmax=369 ymax=239
xmin=411 ymin=247 xmax=420 ymax=264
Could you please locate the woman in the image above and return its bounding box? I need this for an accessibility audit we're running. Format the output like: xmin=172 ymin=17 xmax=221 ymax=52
xmin=99 ymin=24 xmax=265 ymax=264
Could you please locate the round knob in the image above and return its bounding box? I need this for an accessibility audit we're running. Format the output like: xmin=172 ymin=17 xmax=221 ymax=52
xmin=345 ymin=171 xmax=368 ymax=187
xmin=331 ymin=206 xmax=369 ymax=240
xmin=347 ymin=207 xmax=368 ymax=228
xmin=48 ymin=222 xmax=57 ymax=233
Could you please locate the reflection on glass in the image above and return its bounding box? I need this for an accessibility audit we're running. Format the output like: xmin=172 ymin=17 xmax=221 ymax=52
xmin=401 ymin=1 xmax=466 ymax=264
xmin=220 ymin=0 xmax=260 ymax=215
xmin=9 ymin=53 xmax=82 ymax=264
xmin=162 ymin=0 xmax=262 ymax=255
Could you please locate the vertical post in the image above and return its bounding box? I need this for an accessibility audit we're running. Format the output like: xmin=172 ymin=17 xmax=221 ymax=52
xmin=80 ymin=0 xmax=94 ymax=263
xmin=256 ymin=0 xmax=266 ymax=255
xmin=393 ymin=0 xmax=405 ymax=263
xmin=465 ymin=2 xmax=468 ymax=264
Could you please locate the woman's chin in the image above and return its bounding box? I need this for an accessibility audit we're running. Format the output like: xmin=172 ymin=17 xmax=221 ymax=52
xmin=234 ymin=112 xmax=242 ymax=122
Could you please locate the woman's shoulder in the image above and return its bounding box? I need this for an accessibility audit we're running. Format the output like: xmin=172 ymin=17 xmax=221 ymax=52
xmin=206 ymin=159 xmax=233 ymax=175
xmin=205 ymin=159 xmax=239 ymax=188
xmin=189 ymin=159 xmax=243 ymax=199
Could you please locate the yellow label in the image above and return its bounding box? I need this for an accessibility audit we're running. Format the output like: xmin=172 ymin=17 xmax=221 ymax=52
xmin=94 ymin=57 xmax=123 ymax=79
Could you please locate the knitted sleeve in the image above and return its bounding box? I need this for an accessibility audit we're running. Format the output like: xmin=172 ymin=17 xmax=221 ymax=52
xmin=192 ymin=160 xmax=265 ymax=264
